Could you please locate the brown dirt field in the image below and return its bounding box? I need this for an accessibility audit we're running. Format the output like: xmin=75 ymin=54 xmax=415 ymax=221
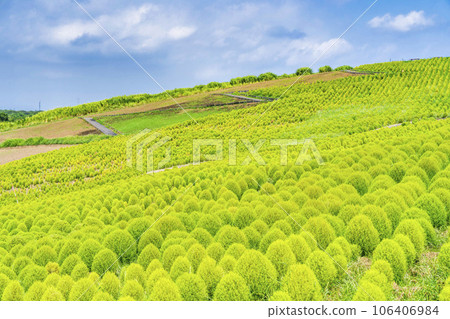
xmin=0 ymin=144 xmax=73 ymax=165
xmin=96 ymin=71 xmax=355 ymax=116
xmin=0 ymin=118 xmax=100 ymax=143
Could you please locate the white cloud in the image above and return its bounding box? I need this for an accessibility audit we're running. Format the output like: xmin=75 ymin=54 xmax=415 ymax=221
xmin=368 ymin=10 xmax=433 ymax=32
xmin=237 ymin=37 xmax=352 ymax=67
xmin=36 ymin=4 xmax=197 ymax=52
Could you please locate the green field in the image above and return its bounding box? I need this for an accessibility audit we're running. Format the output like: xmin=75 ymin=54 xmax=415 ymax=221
xmin=96 ymin=109 xmax=223 ymax=134
xmin=0 ymin=58 xmax=449 ymax=302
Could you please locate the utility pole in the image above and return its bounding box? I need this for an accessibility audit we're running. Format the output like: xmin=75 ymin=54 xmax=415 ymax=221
xmin=39 ymin=101 xmax=41 ymax=111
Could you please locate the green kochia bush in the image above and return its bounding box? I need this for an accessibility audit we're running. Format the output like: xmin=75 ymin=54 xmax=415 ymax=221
xmin=438 ymin=243 xmax=450 ymax=275
xmin=235 ymin=250 xmax=277 ymax=300
xmin=91 ymin=249 xmax=119 ymax=275
xmin=305 ymin=251 xmax=337 ymax=288
xmin=281 ymin=264 xmax=322 ymax=301
xmin=18 ymin=264 xmax=47 ymax=291
xmin=213 ymin=272 xmax=250 ymax=301
xmin=303 ymin=217 xmax=336 ymax=249
xmin=352 ymin=280 xmax=386 ymax=301
xmin=176 ymin=273 xmax=208 ymax=301
xmin=103 ymin=230 xmax=137 ymax=263
xmin=393 ymin=234 xmax=416 ymax=266
xmin=78 ymin=239 xmax=102 ymax=270
xmin=415 ymin=194 xmax=446 ymax=229
xmin=393 ymin=219 xmax=426 ymax=256
xmin=265 ymin=240 xmax=296 ymax=278
xmin=215 ymin=225 xmax=249 ymax=249
xmin=286 ymin=234 xmax=311 ymax=263
xmin=149 ymin=278 xmax=182 ymax=301
xmin=197 ymin=257 xmax=223 ymax=297
xmin=345 ymin=215 xmax=380 ymax=255
xmin=373 ymin=239 xmax=407 ymax=282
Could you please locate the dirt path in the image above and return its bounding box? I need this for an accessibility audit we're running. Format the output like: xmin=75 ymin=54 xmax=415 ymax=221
xmin=82 ymin=117 xmax=117 ymax=136
xmin=0 ymin=145 xmax=73 ymax=165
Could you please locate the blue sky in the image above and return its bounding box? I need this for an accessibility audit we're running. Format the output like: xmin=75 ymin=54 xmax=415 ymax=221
xmin=0 ymin=0 xmax=449 ymax=110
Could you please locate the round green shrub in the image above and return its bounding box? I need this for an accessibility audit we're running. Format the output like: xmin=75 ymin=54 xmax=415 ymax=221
xmin=103 ymin=229 xmax=136 ymax=263
xmin=78 ymin=239 xmax=102 ymax=270
xmin=92 ymin=291 xmax=114 ymax=301
xmin=305 ymin=250 xmax=337 ymax=288
xmin=333 ymin=237 xmax=353 ymax=260
xmin=346 ymin=173 xmax=369 ymax=195
xmin=345 ymin=215 xmax=380 ymax=255
xmin=235 ymin=250 xmax=277 ymax=300
xmin=138 ymin=229 xmax=163 ymax=252
xmin=186 ymin=244 xmax=206 ymax=273
xmin=197 ymin=214 xmax=222 ymax=236
xmin=190 ymin=228 xmax=213 ymax=248
xmin=170 ymin=256 xmax=191 ymax=281
xmin=18 ymin=264 xmax=47 ymax=291
xmin=1 ymin=281 xmax=24 ymax=301
xmin=352 ymin=280 xmax=386 ymax=301
xmin=46 ymin=262 xmax=59 ymax=274
xmin=371 ymin=260 xmax=394 ymax=283
xmin=373 ymin=239 xmax=407 ymax=282
xmin=394 ymin=219 xmax=426 ymax=256
xmin=438 ymin=243 xmax=450 ymax=275
xmin=233 ymin=206 xmax=257 ymax=229
xmin=121 ymin=279 xmax=144 ymax=301
xmin=58 ymin=239 xmax=81 ymax=264
xmin=156 ymin=216 xmax=186 ymax=238
xmin=127 ymin=217 xmax=152 ymax=240
xmin=303 ymin=217 xmax=336 ymax=249
xmin=137 ymin=243 xmax=160 ymax=269
xmin=218 ymin=255 xmax=236 ymax=273
xmin=269 ymin=291 xmax=291 ymax=301
xmin=32 ymin=246 xmax=57 ymax=267
xmin=250 ymin=220 xmax=269 ymax=236
xmin=206 ymin=243 xmax=225 ymax=263
xmin=286 ymin=234 xmax=311 ymax=263
xmin=213 ymin=272 xmax=250 ymax=301
xmin=243 ymin=226 xmax=262 ymax=249
xmin=100 ymin=272 xmax=120 ymax=299
xmin=383 ymin=203 xmax=403 ymax=230
xmin=149 ymin=278 xmax=182 ymax=301
xmin=41 ymin=286 xmax=65 ymax=301
xmin=176 ymin=273 xmax=208 ymax=301
xmin=265 ymin=240 xmax=296 ymax=278
xmin=417 ymin=218 xmax=437 ymax=246
xmin=162 ymin=245 xmax=186 ymax=271
xmin=71 ymin=263 xmax=89 ymax=281
xmin=91 ymin=249 xmax=119 ymax=275
xmin=415 ymin=194 xmax=446 ymax=229
xmin=24 ymin=281 xmax=46 ymax=301
xmin=361 ymin=205 xmax=392 ymax=239
xmin=197 ymin=257 xmax=223 ymax=297
xmin=215 ymin=225 xmax=248 ymax=249
xmin=12 ymin=256 xmax=33 ymax=275
xmin=56 ymin=275 xmax=74 ymax=301
xmin=0 ymin=273 xmax=10 ymax=299
xmin=300 ymin=231 xmax=318 ymax=251
xmin=439 ymin=285 xmax=450 ymax=301
xmin=44 ymin=273 xmax=60 ymax=287
xmin=124 ymin=263 xmax=145 ymax=287
xmin=146 ymin=268 xmax=170 ymax=293
xmin=69 ymin=278 xmax=96 ymax=301
xmin=259 ymin=229 xmax=287 ymax=253
xmin=281 ymin=264 xmax=322 ymax=301
xmin=393 ymin=234 xmax=416 ymax=266
xmin=60 ymin=254 xmax=83 ymax=275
